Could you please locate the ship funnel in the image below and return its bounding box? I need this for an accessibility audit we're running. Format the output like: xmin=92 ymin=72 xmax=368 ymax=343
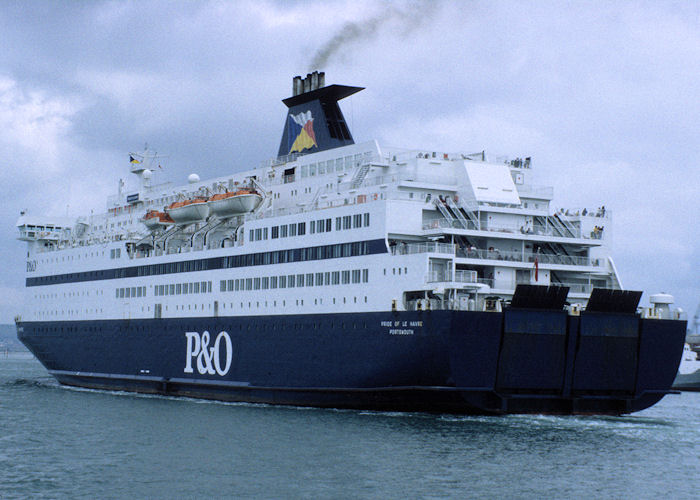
xmin=278 ymin=72 xmax=364 ymax=157
xmin=292 ymin=71 xmax=326 ymax=97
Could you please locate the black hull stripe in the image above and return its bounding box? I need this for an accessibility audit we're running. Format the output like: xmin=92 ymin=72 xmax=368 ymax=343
xmin=27 ymin=238 xmax=386 ymax=287
xmin=50 ymin=370 xmax=673 ymax=398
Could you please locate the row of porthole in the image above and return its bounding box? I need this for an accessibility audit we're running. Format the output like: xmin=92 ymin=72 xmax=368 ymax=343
xmin=31 ymin=295 xmax=371 ymax=320
xmin=33 ymin=308 xmax=105 ymax=318
xmin=34 ymin=290 xmax=105 ymax=300
xmin=38 ymin=249 xmax=108 ymax=264
xmin=140 ymin=296 xmax=370 ymax=314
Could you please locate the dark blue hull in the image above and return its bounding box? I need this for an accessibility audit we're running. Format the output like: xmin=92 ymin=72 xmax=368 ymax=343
xmin=16 ymin=310 xmax=686 ymax=415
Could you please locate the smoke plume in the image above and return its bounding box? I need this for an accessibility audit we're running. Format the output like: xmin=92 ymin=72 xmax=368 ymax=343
xmin=310 ymin=1 xmax=436 ymax=70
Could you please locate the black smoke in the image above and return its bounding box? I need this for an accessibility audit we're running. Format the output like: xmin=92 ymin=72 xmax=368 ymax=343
xmin=310 ymin=1 xmax=437 ymax=70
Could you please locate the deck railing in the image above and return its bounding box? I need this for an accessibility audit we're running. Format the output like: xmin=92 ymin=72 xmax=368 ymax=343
xmin=390 ymin=242 xmax=455 ymax=256
xmin=425 ymin=269 xmax=478 ymax=283
xmin=456 ymin=247 xmax=602 ymax=267
xmin=423 ymin=219 xmax=595 ymax=239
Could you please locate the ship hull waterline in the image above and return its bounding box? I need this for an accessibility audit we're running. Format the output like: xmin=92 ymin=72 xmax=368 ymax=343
xmin=17 ymin=310 xmax=686 ymax=415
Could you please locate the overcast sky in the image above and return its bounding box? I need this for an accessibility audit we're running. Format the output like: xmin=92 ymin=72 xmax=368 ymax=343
xmin=0 ymin=0 xmax=697 ymax=323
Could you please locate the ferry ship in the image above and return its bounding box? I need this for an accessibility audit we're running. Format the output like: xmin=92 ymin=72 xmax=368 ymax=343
xmin=673 ymin=344 xmax=700 ymax=392
xmin=673 ymin=304 xmax=700 ymax=391
xmin=15 ymin=72 xmax=687 ymax=414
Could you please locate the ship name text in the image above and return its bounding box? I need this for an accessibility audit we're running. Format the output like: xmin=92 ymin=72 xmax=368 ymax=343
xmin=381 ymin=320 xmax=422 ymax=335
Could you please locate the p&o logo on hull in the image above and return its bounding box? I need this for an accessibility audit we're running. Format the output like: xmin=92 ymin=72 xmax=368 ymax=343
xmin=184 ymin=331 xmax=232 ymax=376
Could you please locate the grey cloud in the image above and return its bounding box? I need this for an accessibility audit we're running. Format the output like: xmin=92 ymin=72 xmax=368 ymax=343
xmin=0 ymin=0 xmax=698 ymax=321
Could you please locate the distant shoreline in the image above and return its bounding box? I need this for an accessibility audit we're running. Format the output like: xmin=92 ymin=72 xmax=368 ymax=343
xmin=0 ymin=323 xmax=29 ymax=353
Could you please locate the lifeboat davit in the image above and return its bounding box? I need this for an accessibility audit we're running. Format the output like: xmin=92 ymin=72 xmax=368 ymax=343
xmin=140 ymin=210 xmax=175 ymax=229
xmin=165 ymin=198 xmax=210 ymax=224
xmin=207 ymin=189 xmax=262 ymax=217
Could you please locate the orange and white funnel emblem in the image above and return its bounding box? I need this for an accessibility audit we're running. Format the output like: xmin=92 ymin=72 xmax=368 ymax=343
xmin=288 ymin=110 xmax=317 ymax=153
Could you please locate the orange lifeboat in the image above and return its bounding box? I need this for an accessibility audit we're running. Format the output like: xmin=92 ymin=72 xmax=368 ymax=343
xmin=140 ymin=210 xmax=175 ymax=229
xmin=207 ymin=188 xmax=262 ymax=217
xmin=165 ymin=198 xmax=210 ymax=223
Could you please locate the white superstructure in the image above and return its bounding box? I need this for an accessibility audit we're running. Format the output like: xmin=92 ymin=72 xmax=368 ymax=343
xmin=17 ymin=139 xmax=621 ymax=324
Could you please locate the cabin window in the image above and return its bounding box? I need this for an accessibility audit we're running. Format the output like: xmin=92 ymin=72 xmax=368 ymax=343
xmin=353 ymin=214 xmax=362 ymax=228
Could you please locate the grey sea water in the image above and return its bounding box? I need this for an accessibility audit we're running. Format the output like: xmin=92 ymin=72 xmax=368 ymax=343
xmin=1 ymin=353 xmax=698 ymax=499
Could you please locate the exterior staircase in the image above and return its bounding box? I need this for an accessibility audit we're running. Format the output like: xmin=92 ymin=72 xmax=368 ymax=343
xmin=350 ymin=162 xmax=371 ymax=188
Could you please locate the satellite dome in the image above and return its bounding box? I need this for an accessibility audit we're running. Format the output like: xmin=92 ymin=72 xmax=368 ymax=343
xmin=142 ymin=169 xmax=152 ymax=180
xmin=188 ymin=173 xmax=200 ymax=184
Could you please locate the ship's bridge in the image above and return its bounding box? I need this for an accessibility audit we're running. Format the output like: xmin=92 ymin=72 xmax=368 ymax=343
xmin=16 ymin=213 xmax=73 ymax=242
